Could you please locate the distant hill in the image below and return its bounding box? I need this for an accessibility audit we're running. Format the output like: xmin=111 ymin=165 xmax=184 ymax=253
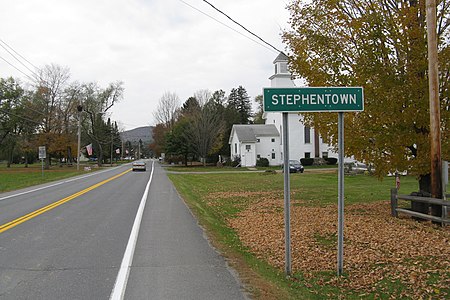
xmin=120 ymin=126 xmax=154 ymax=143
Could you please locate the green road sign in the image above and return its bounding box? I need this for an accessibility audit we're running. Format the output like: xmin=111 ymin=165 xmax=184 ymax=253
xmin=263 ymin=87 xmax=364 ymax=112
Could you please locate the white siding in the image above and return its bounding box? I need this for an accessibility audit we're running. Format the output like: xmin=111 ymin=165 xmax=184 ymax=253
xmin=256 ymin=136 xmax=281 ymax=166
xmin=264 ymin=112 xmax=338 ymax=161
xmin=229 ymin=131 xmax=240 ymax=158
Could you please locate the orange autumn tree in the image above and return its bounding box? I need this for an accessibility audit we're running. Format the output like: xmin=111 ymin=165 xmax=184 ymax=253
xmin=283 ymin=0 xmax=450 ymax=191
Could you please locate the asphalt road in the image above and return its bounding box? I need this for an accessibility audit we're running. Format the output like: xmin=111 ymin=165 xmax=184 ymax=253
xmin=0 ymin=161 xmax=246 ymax=300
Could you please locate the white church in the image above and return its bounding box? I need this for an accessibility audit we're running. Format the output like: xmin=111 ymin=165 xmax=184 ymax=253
xmin=229 ymin=52 xmax=338 ymax=167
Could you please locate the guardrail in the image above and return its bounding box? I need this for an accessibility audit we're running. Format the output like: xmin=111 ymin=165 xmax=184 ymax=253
xmin=390 ymin=188 xmax=450 ymax=225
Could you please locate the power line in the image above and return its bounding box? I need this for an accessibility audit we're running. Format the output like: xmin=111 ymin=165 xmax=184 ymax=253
xmin=0 ymin=108 xmax=88 ymax=132
xmin=0 ymin=38 xmax=40 ymax=71
xmin=0 ymin=54 xmax=36 ymax=83
xmin=0 ymin=108 xmax=42 ymax=125
xmin=0 ymin=39 xmax=41 ymax=80
xmin=200 ymin=0 xmax=283 ymax=53
xmin=178 ymin=0 xmax=277 ymax=53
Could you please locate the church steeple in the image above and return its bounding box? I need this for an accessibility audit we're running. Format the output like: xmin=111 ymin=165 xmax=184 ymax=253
xmin=269 ymin=52 xmax=295 ymax=88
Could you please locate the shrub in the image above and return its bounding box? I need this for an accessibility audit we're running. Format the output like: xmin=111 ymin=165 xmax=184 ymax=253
xmin=326 ymin=157 xmax=338 ymax=165
xmin=256 ymin=158 xmax=269 ymax=167
xmin=300 ymin=158 xmax=314 ymax=166
xmin=231 ymin=155 xmax=241 ymax=167
xmin=165 ymin=155 xmax=183 ymax=164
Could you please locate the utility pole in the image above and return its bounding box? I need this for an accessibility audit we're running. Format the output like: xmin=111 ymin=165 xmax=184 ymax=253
xmin=121 ymin=140 xmax=125 ymax=160
xmin=76 ymin=103 xmax=83 ymax=171
xmin=138 ymin=139 xmax=142 ymax=160
xmin=426 ymin=0 xmax=443 ymax=215
xmin=110 ymin=129 xmax=113 ymax=167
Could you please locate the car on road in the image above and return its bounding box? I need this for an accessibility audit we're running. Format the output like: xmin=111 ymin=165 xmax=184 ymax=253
xmin=344 ymin=161 xmax=374 ymax=174
xmin=282 ymin=160 xmax=304 ymax=173
xmin=387 ymin=170 xmax=408 ymax=176
xmin=132 ymin=161 xmax=146 ymax=171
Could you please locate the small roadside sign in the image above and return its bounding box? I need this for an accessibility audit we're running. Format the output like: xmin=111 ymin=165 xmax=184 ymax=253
xmin=39 ymin=146 xmax=46 ymax=159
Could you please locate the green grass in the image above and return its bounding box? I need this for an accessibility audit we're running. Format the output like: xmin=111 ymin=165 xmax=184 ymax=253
xmin=165 ymin=165 xmax=253 ymax=172
xmin=168 ymin=171 xmax=423 ymax=299
xmin=164 ymin=164 xmax=339 ymax=173
xmin=0 ymin=163 xmax=100 ymax=193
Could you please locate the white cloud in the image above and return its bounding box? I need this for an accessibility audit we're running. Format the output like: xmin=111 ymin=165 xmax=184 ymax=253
xmin=0 ymin=0 xmax=291 ymax=130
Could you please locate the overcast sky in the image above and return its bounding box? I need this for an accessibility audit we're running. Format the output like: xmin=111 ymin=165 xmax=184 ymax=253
xmin=1 ymin=0 xmax=292 ymax=130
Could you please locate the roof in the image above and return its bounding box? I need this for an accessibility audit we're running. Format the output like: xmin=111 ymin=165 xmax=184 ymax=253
xmin=273 ymin=52 xmax=289 ymax=64
xmin=230 ymin=124 xmax=280 ymax=143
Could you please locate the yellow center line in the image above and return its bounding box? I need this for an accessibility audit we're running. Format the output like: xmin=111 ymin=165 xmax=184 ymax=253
xmin=0 ymin=169 xmax=132 ymax=234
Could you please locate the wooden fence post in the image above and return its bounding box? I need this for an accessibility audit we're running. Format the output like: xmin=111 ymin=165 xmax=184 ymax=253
xmin=391 ymin=188 xmax=398 ymax=217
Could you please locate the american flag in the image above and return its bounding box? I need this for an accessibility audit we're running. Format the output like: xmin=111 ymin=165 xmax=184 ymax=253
xmin=86 ymin=144 xmax=93 ymax=156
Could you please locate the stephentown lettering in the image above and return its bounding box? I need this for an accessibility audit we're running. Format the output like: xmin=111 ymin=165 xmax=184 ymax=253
xmin=263 ymin=87 xmax=364 ymax=112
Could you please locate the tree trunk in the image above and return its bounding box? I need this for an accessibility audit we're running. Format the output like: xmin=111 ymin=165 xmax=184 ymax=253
xmin=418 ymin=173 xmax=443 ymax=224
xmin=97 ymin=142 xmax=103 ymax=167
xmin=45 ymin=156 xmax=50 ymax=170
xmin=67 ymin=146 xmax=72 ymax=164
xmin=6 ymin=144 xmax=14 ymax=168
xmin=419 ymin=173 xmax=432 ymax=194
xmin=411 ymin=174 xmax=431 ymax=219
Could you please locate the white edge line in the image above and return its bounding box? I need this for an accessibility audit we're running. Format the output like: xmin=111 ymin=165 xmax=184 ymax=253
xmin=0 ymin=165 xmax=127 ymax=202
xmin=109 ymin=160 xmax=155 ymax=300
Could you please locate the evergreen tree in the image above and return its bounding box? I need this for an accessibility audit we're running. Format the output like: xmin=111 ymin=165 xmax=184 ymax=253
xmin=253 ymin=95 xmax=265 ymax=124
xmin=227 ymin=86 xmax=252 ymax=124
xmin=180 ymin=96 xmax=201 ymax=117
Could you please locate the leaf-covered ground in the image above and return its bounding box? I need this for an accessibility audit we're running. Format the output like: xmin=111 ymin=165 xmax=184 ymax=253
xmin=210 ymin=191 xmax=450 ymax=299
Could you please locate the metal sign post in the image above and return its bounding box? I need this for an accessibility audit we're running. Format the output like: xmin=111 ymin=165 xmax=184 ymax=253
xmin=282 ymin=112 xmax=292 ymax=275
xmin=337 ymin=112 xmax=344 ymax=275
xmin=39 ymin=146 xmax=46 ymax=177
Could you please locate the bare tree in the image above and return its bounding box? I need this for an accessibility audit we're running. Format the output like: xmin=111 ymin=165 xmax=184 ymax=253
xmin=33 ymin=64 xmax=71 ymax=168
xmin=99 ymin=81 xmax=124 ymax=113
xmin=153 ymin=92 xmax=180 ymax=129
xmin=81 ymin=82 xmax=124 ymax=166
xmin=193 ymin=89 xmax=211 ymax=107
xmin=189 ymin=99 xmax=224 ymax=166
xmin=34 ymin=64 xmax=71 ymax=134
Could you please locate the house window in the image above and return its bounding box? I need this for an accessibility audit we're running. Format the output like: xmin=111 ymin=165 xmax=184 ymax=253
xmin=272 ymin=153 xmax=276 ymax=159
xmin=275 ymin=64 xmax=278 ymax=74
xmin=304 ymin=126 xmax=311 ymax=144
xmin=305 ymin=152 xmax=311 ymax=158
xmin=322 ymin=152 xmax=329 ymax=159
xmin=271 ymin=138 xmax=275 ymax=142
xmin=234 ymin=143 xmax=237 ymax=154
xmin=256 ymin=139 xmax=260 ymax=143
xmin=246 ymin=145 xmax=251 ymax=150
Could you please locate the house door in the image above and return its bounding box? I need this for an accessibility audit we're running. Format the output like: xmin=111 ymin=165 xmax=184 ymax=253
xmin=244 ymin=145 xmax=254 ymax=167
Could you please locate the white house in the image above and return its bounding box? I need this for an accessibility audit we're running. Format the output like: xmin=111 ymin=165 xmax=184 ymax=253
xmin=229 ymin=52 xmax=337 ymax=167
xmin=229 ymin=124 xmax=281 ymax=167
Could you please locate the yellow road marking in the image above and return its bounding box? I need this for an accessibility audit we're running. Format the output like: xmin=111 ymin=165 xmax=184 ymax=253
xmin=0 ymin=169 xmax=132 ymax=234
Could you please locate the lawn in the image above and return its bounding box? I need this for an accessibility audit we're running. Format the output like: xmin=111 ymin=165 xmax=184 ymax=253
xmin=164 ymin=164 xmax=338 ymax=173
xmin=168 ymin=170 xmax=449 ymax=299
xmin=0 ymin=163 xmax=95 ymax=193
